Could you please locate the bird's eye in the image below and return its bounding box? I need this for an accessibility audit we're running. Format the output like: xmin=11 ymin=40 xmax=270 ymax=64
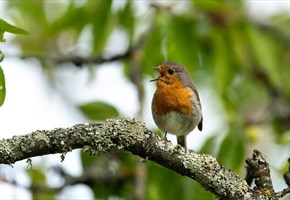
xmin=168 ymin=69 xmax=174 ymax=75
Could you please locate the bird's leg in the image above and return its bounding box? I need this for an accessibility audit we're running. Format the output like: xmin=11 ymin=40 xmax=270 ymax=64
xmin=162 ymin=132 xmax=170 ymax=142
xmin=177 ymin=136 xmax=187 ymax=152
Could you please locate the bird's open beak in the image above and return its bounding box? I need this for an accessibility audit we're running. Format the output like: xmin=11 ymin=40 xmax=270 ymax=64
xmin=150 ymin=67 xmax=160 ymax=82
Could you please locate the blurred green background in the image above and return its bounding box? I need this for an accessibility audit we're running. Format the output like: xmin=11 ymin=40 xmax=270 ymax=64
xmin=0 ymin=0 xmax=290 ymax=199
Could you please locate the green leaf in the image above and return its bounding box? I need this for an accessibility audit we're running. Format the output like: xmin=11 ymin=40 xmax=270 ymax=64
xmin=147 ymin=161 xmax=214 ymax=200
xmin=199 ymin=134 xmax=218 ymax=155
xmin=167 ymin=16 xmax=200 ymax=70
xmin=28 ymin=168 xmax=46 ymax=184
xmin=183 ymin=177 xmax=215 ymax=200
xmin=91 ymin=0 xmax=113 ymax=53
xmin=80 ymin=151 xmax=96 ymax=170
xmin=118 ymin=1 xmax=135 ymax=45
xmin=141 ymin=26 xmax=164 ymax=76
xmin=212 ymin=30 xmax=233 ymax=95
xmin=0 ymin=66 xmax=5 ymax=106
xmin=246 ymin=25 xmax=281 ymax=88
xmin=0 ymin=50 xmax=4 ymax=62
xmin=228 ymin=26 xmax=252 ymax=70
xmin=48 ymin=4 xmax=87 ymax=36
xmin=276 ymin=129 xmax=290 ymax=144
xmin=0 ymin=18 xmax=28 ymax=35
xmin=192 ymin=0 xmax=223 ymax=12
xmin=217 ymin=130 xmax=245 ymax=172
xmin=28 ymin=168 xmax=56 ymax=199
xmin=147 ymin=162 xmax=183 ymax=200
xmin=245 ymin=125 xmax=260 ymax=143
xmin=78 ymin=101 xmax=119 ymax=121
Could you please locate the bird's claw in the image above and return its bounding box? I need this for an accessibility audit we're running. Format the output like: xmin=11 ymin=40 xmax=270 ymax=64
xmin=162 ymin=136 xmax=171 ymax=143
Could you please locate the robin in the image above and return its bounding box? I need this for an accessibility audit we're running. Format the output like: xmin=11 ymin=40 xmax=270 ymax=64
xmin=151 ymin=62 xmax=203 ymax=151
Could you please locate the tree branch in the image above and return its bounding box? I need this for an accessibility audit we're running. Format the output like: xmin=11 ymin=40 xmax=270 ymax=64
xmin=245 ymin=150 xmax=274 ymax=195
xmin=53 ymin=47 xmax=134 ymax=67
xmin=18 ymin=47 xmax=134 ymax=67
xmin=0 ymin=117 xmax=288 ymax=199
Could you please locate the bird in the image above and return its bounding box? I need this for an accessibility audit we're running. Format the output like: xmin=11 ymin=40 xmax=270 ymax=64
xmin=151 ymin=62 xmax=203 ymax=151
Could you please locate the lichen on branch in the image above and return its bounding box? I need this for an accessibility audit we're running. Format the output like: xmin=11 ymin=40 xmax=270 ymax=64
xmin=0 ymin=117 xmax=288 ymax=199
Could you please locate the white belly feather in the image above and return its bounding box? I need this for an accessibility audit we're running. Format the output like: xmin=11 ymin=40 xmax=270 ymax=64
xmin=153 ymin=110 xmax=201 ymax=136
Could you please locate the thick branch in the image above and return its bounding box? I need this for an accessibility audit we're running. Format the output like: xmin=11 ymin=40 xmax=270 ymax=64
xmin=0 ymin=117 xmax=286 ymax=199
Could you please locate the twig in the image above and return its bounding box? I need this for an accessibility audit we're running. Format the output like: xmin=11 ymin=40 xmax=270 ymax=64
xmin=276 ymin=187 xmax=290 ymax=198
xmin=54 ymin=47 xmax=134 ymax=67
xmin=19 ymin=47 xmax=134 ymax=67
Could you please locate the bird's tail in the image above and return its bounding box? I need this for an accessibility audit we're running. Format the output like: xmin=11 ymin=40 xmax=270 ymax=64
xmin=177 ymin=136 xmax=187 ymax=151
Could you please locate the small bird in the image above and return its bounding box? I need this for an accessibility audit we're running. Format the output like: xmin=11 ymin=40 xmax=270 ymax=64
xmin=151 ymin=62 xmax=203 ymax=151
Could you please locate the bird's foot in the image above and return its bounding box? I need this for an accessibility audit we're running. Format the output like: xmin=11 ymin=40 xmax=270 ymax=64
xmin=162 ymin=136 xmax=171 ymax=143
xmin=162 ymin=132 xmax=171 ymax=144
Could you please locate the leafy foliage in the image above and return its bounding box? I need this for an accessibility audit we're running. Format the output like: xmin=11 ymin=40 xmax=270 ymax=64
xmin=0 ymin=18 xmax=28 ymax=42
xmin=78 ymin=101 xmax=119 ymax=121
xmin=0 ymin=67 xmax=5 ymax=106
xmin=0 ymin=18 xmax=28 ymax=106
xmin=217 ymin=130 xmax=245 ymax=172
xmin=28 ymin=168 xmax=56 ymax=199
xmin=147 ymin=162 xmax=215 ymax=200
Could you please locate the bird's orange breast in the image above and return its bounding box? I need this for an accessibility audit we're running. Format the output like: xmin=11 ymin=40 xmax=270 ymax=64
xmin=152 ymin=79 xmax=194 ymax=116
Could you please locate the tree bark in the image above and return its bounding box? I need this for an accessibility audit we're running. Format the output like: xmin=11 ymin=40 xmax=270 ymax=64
xmin=0 ymin=117 xmax=288 ymax=199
